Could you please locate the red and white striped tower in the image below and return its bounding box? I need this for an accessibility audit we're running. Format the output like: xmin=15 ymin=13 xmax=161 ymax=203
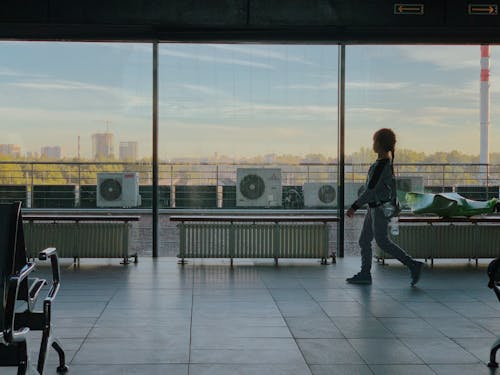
xmin=480 ymin=45 xmax=490 ymax=166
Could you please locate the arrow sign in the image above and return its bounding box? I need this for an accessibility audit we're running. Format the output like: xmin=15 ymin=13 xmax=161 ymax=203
xmin=394 ymin=3 xmax=424 ymax=15
xmin=468 ymin=4 xmax=498 ymax=15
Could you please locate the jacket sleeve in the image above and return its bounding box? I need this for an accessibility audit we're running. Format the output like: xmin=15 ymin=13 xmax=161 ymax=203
xmin=351 ymin=162 xmax=392 ymax=210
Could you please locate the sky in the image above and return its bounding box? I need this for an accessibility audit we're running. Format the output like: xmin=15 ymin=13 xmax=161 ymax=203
xmin=0 ymin=42 xmax=498 ymax=160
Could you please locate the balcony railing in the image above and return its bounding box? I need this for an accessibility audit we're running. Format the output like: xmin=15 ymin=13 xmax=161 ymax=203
xmin=0 ymin=161 xmax=498 ymax=209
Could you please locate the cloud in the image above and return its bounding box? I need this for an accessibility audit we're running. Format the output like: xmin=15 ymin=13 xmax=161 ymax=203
xmin=7 ymin=78 xmax=150 ymax=109
xmin=210 ymin=45 xmax=319 ymax=66
xmin=176 ymin=83 xmax=230 ymax=98
xmin=348 ymin=81 xmax=410 ymax=90
xmin=9 ymin=80 xmax=108 ymax=91
xmin=159 ymin=47 xmax=274 ymax=70
xmin=396 ymin=46 xmax=479 ymax=70
xmin=274 ymin=82 xmax=337 ymax=90
xmin=349 ymin=107 xmax=400 ymax=115
xmin=0 ymin=66 xmax=48 ymax=79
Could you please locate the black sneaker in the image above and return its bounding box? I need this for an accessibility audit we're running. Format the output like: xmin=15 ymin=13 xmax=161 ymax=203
xmin=410 ymin=261 xmax=424 ymax=286
xmin=346 ymin=272 xmax=372 ymax=285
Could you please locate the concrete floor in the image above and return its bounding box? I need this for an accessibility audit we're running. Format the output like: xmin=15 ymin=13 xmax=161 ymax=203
xmin=6 ymin=256 xmax=500 ymax=374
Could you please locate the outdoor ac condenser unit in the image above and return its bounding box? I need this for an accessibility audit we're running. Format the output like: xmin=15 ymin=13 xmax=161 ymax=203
xmin=236 ymin=168 xmax=282 ymax=207
xmin=97 ymin=172 xmax=141 ymax=208
xmin=303 ymin=182 xmax=337 ymax=208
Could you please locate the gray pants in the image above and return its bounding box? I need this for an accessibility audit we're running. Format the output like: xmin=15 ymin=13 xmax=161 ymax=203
xmin=359 ymin=207 xmax=414 ymax=273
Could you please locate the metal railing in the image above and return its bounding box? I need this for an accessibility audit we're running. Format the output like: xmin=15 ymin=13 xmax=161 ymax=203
xmin=0 ymin=161 xmax=498 ymax=209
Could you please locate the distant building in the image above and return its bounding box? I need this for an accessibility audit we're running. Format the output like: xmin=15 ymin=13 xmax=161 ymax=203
xmin=119 ymin=141 xmax=138 ymax=161
xmin=41 ymin=145 xmax=62 ymax=159
xmin=92 ymin=133 xmax=114 ymax=159
xmin=0 ymin=144 xmax=21 ymax=158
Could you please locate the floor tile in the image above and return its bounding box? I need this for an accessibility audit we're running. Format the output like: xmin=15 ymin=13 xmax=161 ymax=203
xmin=453 ymin=337 xmax=499 ymax=363
xmin=285 ymin=316 xmax=344 ymax=338
xmin=348 ymin=338 xmax=423 ymax=364
xmin=425 ymin=317 xmax=495 ymax=338
xmin=310 ymin=364 xmax=373 ymax=375
xmin=430 ymin=364 xmax=496 ymax=375
xmin=332 ymin=317 xmax=394 ymax=338
xmin=378 ymin=317 xmax=446 ymax=338
xmin=189 ymin=364 xmax=312 ymax=375
xmin=25 ymin=256 xmax=499 ymax=375
xmin=370 ymin=364 xmax=436 ymax=375
xmin=401 ymin=337 xmax=479 ymax=364
xmin=296 ymin=339 xmax=365 ymax=365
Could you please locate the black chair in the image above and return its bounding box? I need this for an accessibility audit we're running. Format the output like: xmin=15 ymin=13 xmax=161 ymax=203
xmin=487 ymin=257 xmax=500 ymax=368
xmin=0 ymin=202 xmax=68 ymax=374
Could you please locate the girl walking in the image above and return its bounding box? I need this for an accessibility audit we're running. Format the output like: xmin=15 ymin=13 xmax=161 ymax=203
xmin=346 ymin=128 xmax=423 ymax=286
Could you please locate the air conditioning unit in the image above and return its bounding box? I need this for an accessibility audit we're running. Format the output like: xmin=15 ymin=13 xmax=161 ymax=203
xmin=303 ymin=182 xmax=337 ymax=208
xmin=236 ymin=168 xmax=282 ymax=207
xmin=97 ymin=172 xmax=141 ymax=208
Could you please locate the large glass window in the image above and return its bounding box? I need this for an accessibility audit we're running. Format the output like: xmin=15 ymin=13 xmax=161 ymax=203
xmin=159 ymin=44 xmax=338 ymax=210
xmin=0 ymin=42 xmax=152 ymax=209
xmin=346 ymin=45 xmax=499 ymax=205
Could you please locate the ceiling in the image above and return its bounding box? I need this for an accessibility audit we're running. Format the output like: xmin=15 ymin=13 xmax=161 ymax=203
xmin=1 ymin=0 xmax=500 ymax=43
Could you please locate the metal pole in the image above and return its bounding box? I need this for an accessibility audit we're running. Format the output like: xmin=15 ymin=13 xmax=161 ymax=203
xmin=152 ymin=42 xmax=159 ymax=258
xmin=337 ymin=44 xmax=346 ymax=258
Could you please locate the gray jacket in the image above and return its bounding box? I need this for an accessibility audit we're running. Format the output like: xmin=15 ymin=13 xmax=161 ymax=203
xmin=351 ymin=158 xmax=395 ymax=210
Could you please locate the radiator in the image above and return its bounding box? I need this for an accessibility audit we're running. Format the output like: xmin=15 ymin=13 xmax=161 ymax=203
xmin=178 ymin=223 xmax=330 ymax=261
xmin=375 ymin=223 xmax=500 ymax=262
xmin=24 ymin=222 xmax=132 ymax=261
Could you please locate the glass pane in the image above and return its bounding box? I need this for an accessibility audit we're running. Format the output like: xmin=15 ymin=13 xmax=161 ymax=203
xmin=0 ymin=41 xmax=153 ymax=254
xmin=346 ymin=45 xmax=500 ymax=207
xmin=159 ymin=44 xmax=338 ymax=211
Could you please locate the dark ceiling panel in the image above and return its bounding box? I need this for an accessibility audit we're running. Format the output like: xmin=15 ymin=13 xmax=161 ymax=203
xmin=446 ymin=0 xmax=500 ymax=27
xmin=1 ymin=0 xmax=500 ymax=42
xmin=49 ymin=0 xmax=247 ymax=26
xmin=344 ymin=0 xmax=446 ymax=27
xmin=249 ymin=0 xmax=340 ymax=26
xmin=0 ymin=0 xmax=49 ymax=22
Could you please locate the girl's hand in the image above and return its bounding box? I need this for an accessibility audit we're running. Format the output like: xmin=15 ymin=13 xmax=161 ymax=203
xmin=346 ymin=208 xmax=355 ymax=218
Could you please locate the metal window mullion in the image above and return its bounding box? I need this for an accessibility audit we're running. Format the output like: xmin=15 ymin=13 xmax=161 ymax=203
xmin=152 ymin=42 xmax=159 ymax=258
xmin=337 ymin=44 xmax=346 ymax=258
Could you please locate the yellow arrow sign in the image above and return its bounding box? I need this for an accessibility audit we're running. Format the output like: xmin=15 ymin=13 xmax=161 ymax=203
xmin=394 ymin=4 xmax=425 ymax=15
xmin=468 ymin=4 xmax=498 ymax=15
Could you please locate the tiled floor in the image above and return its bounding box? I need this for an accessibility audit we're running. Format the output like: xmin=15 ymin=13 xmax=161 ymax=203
xmin=6 ymin=256 xmax=500 ymax=374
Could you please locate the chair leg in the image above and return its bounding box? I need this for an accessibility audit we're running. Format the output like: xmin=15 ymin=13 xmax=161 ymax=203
xmin=488 ymin=338 xmax=500 ymax=368
xmin=37 ymin=329 xmax=50 ymax=374
xmin=17 ymin=341 xmax=29 ymax=375
xmin=52 ymin=340 xmax=68 ymax=373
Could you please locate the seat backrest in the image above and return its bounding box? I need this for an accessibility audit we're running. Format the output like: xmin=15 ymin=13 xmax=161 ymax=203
xmin=488 ymin=257 xmax=500 ymax=302
xmin=0 ymin=202 xmax=22 ymax=332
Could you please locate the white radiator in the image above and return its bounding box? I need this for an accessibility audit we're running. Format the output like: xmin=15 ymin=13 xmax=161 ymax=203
xmin=24 ymin=222 xmax=134 ymax=262
xmin=178 ymin=223 xmax=330 ymax=262
xmin=375 ymin=223 xmax=500 ymax=264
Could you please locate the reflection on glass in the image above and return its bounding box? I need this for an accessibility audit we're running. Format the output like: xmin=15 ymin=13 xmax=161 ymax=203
xmin=345 ymin=45 xmax=499 ymax=195
xmin=159 ymin=44 xmax=339 ymax=209
xmin=0 ymin=42 xmax=152 ymax=161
